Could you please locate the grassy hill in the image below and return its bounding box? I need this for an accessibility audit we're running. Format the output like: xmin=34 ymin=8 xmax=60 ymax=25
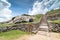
xmin=46 ymin=9 xmax=60 ymax=24
xmin=46 ymin=9 xmax=60 ymax=15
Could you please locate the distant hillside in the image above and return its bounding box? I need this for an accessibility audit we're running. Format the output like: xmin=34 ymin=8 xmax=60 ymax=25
xmin=46 ymin=9 xmax=60 ymax=20
xmin=46 ymin=9 xmax=60 ymax=15
xmin=46 ymin=9 xmax=60 ymax=24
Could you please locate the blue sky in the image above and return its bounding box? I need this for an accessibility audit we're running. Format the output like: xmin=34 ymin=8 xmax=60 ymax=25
xmin=8 ymin=0 xmax=36 ymax=16
xmin=7 ymin=0 xmax=60 ymax=15
xmin=0 ymin=0 xmax=60 ymax=22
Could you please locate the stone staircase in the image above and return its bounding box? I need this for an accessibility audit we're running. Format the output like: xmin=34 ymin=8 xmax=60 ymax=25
xmin=38 ymin=15 xmax=49 ymax=32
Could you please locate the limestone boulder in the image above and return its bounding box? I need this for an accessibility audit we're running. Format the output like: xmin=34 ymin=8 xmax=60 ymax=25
xmin=9 ymin=15 xmax=34 ymax=23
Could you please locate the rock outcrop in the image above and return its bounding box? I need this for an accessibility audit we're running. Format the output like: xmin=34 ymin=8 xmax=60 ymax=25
xmin=9 ymin=15 xmax=34 ymax=24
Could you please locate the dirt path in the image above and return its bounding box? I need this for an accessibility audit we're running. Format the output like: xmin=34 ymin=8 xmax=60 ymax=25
xmin=16 ymin=31 xmax=60 ymax=40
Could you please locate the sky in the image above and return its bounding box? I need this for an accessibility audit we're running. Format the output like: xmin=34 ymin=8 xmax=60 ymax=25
xmin=0 ymin=0 xmax=60 ymax=22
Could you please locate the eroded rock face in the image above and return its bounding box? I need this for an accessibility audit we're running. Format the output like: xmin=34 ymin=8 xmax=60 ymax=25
xmin=9 ymin=15 xmax=34 ymax=23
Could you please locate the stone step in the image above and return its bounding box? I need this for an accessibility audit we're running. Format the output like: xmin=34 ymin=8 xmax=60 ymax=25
xmin=39 ymin=28 xmax=48 ymax=32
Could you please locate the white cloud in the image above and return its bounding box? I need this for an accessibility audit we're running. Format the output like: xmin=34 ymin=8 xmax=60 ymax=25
xmin=28 ymin=1 xmax=49 ymax=15
xmin=28 ymin=0 xmax=60 ymax=15
xmin=28 ymin=1 xmax=43 ymax=15
xmin=0 ymin=0 xmax=12 ymax=22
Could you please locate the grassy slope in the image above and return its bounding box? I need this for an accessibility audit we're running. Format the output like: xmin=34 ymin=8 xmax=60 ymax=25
xmin=49 ymin=20 xmax=60 ymax=24
xmin=34 ymin=14 xmax=42 ymax=23
xmin=46 ymin=9 xmax=60 ymax=14
xmin=0 ymin=30 xmax=28 ymax=40
xmin=0 ymin=23 xmax=15 ymax=27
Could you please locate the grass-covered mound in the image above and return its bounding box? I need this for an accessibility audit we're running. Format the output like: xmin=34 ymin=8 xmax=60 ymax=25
xmin=0 ymin=30 xmax=28 ymax=40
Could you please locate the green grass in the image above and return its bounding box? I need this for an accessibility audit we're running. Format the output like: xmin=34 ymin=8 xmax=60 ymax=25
xmin=46 ymin=9 xmax=60 ymax=15
xmin=49 ymin=20 xmax=60 ymax=24
xmin=34 ymin=14 xmax=42 ymax=23
xmin=0 ymin=30 xmax=28 ymax=40
xmin=0 ymin=23 xmax=15 ymax=27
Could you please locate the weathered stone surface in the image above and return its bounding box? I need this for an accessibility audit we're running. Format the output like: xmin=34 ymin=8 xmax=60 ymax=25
xmin=49 ymin=23 xmax=60 ymax=32
xmin=9 ymin=15 xmax=34 ymax=24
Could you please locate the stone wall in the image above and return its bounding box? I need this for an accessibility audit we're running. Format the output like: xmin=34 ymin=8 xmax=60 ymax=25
xmin=0 ymin=22 xmax=40 ymax=33
xmin=48 ymin=23 xmax=60 ymax=32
